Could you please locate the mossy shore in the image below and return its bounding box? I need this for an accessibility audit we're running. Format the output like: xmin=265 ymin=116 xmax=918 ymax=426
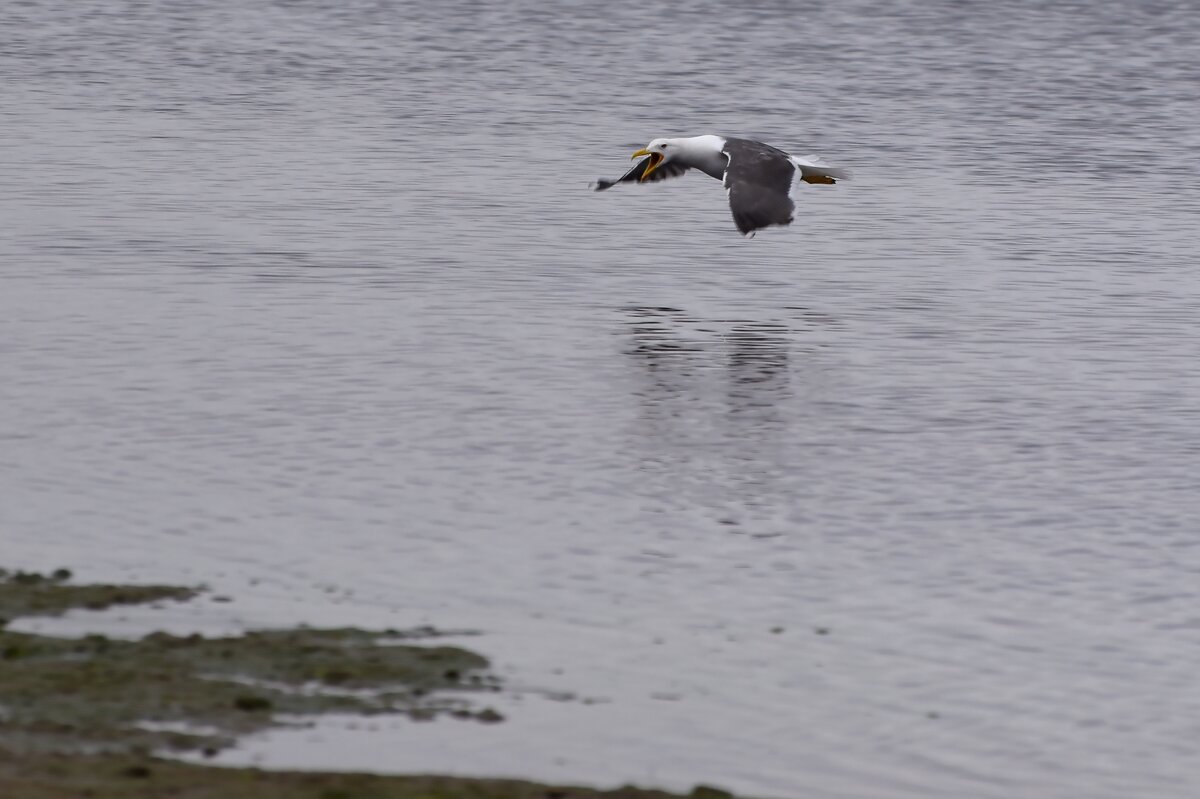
xmin=0 ymin=749 xmax=734 ymax=799
xmin=0 ymin=568 xmax=743 ymax=799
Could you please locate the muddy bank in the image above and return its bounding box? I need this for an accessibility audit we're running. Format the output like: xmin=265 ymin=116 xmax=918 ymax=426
xmin=0 ymin=569 xmax=743 ymax=799
xmin=0 ymin=750 xmax=736 ymax=799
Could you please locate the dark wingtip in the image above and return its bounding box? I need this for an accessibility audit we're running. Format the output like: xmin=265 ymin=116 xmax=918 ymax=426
xmin=593 ymin=178 xmax=615 ymax=191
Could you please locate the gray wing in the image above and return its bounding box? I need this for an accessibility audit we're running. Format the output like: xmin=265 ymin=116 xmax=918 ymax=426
xmin=721 ymin=138 xmax=796 ymax=236
xmin=593 ymin=157 xmax=691 ymax=191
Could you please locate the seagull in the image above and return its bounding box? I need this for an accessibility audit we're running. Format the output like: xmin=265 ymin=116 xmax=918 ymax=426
xmin=595 ymin=135 xmax=846 ymax=236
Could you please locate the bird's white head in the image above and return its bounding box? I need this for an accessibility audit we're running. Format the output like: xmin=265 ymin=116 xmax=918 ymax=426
xmin=630 ymin=137 xmax=682 ymax=181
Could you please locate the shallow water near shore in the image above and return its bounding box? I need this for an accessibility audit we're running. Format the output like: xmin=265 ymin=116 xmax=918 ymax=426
xmin=4 ymin=1 xmax=1200 ymax=797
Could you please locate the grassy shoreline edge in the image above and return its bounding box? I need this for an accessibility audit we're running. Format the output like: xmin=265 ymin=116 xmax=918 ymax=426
xmin=0 ymin=568 xmax=743 ymax=799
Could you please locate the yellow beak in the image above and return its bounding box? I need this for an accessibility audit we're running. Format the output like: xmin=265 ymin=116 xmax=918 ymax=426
xmin=631 ymin=148 xmax=664 ymax=181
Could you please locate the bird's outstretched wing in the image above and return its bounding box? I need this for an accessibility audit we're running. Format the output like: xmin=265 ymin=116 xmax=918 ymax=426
xmin=593 ymin=157 xmax=691 ymax=191
xmin=721 ymin=138 xmax=796 ymax=236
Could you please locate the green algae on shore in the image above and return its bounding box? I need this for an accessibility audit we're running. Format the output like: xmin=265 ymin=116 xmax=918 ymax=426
xmin=0 ymin=569 xmax=746 ymax=799
xmin=0 ymin=749 xmax=737 ymax=799
xmin=0 ymin=567 xmax=197 ymax=625
xmin=0 ymin=570 xmax=500 ymax=758
xmin=0 ymin=625 xmax=500 ymax=755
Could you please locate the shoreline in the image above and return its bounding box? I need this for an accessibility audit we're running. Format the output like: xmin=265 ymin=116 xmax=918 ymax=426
xmin=0 ymin=567 xmax=743 ymax=799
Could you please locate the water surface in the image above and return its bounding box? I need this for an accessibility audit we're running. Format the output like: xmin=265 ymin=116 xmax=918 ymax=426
xmin=3 ymin=1 xmax=1200 ymax=797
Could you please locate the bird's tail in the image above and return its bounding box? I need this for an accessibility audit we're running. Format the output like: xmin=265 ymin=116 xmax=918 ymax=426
xmin=791 ymin=155 xmax=849 ymax=184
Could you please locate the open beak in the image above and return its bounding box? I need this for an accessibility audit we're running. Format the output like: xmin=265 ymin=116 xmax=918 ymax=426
xmin=631 ymin=148 xmax=664 ymax=181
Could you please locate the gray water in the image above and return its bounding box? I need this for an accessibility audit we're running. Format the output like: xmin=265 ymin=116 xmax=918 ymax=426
xmin=3 ymin=0 xmax=1200 ymax=796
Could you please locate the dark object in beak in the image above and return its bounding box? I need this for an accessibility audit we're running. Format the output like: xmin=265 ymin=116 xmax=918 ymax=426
xmin=631 ymin=148 xmax=665 ymax=181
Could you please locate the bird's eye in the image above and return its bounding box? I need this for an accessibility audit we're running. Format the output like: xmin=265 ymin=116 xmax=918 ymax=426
xmin=661 ymin=144 xmax=669 ymax=149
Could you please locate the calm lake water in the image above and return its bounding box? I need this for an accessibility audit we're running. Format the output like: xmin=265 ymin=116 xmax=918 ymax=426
xmin=3 ymin=1 xmax=1200 ymax=797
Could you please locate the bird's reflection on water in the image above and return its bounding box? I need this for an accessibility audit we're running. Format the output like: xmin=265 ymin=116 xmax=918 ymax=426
xmin=620 ymin=306 xmax=815 ymax=528
xmin=625 ymin=305 xmax=792 ymax=415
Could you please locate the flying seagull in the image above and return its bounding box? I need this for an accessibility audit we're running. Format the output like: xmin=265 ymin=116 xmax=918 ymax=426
xmin=595 ymin=135 xmax=846 ymax=236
